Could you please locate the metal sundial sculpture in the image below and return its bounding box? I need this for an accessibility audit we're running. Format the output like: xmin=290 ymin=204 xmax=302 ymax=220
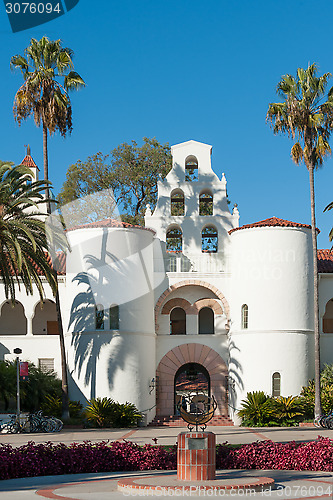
xmin=177 ymin=394 xmax=217 ymax=431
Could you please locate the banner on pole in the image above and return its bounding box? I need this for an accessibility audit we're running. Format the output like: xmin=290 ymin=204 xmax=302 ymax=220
xmin=19 ymin=361 xmax=29 ymax=380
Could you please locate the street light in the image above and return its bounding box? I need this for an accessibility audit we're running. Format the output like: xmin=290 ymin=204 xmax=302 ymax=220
xmin=13 ymin=348 xmax=22 ymax=425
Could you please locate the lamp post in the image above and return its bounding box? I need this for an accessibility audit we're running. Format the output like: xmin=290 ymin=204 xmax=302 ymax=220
xmin=13 ymin=348 xmax=22 ymax=425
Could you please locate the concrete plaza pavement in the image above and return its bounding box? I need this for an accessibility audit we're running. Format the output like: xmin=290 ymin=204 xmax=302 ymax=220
xmin=1 ymin=424 xmax=333 ymax=448
xmin=0 ymin=426 xmax=332 ymax=499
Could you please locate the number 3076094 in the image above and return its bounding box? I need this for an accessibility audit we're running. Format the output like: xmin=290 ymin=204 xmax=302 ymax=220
xmin=5 ymin=3 xmax=61 ymax=14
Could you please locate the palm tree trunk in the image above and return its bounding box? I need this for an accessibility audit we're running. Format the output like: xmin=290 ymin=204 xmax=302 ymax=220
xmin=309 ymin=164 xmax=322 ymax=418
xmin=43 ymin=125 xmax=50 ymax=203
xmin=43 ymin=123 xmax=70 ymax=421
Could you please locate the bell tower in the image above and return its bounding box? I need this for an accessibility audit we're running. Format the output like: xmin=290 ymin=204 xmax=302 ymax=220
xmin=145 ymin=140 xmax=239 ymax=272
xmin=21 ymin=145 xmax=39 ymax=181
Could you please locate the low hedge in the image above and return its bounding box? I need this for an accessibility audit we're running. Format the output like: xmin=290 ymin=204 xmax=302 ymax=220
xmin=1 ymin=437 xmax=333 ymax=480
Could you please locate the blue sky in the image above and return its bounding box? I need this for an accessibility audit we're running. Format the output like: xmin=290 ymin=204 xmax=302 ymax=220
xmin=1 ymin=0 xmax=333 ymax=247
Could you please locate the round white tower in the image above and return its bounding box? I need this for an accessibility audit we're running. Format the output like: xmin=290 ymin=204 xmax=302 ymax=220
xmin=63 ymin=220 xmax=156 ymax=419
xmin=228 ymin=217 xmax=314 ymax=420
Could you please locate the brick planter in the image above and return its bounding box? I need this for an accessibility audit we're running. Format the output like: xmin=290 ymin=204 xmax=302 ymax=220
xmin=177 ymin=431 xmax=216 ymax=481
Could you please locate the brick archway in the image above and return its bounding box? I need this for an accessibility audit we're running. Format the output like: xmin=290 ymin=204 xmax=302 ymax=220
xmin=156 ymin=343 xmax=228 ymax=416
xmin=155 ymin=280 xmax=230 ymax=332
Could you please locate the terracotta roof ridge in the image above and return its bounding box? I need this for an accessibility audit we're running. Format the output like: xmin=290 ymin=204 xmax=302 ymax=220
xmin=317 ymin=248 xmax=333 ymax=273
xmin=66 ymin=218 xmax=155 ymax=234
xmin=229 ymin=217 xmax=319 ymax=234
xmin=21 ymin=154 xmax=39 ymax=170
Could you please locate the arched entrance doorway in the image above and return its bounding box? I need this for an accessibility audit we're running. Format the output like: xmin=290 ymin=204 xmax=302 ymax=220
xmin=156 ymin=343 xmax=228 ymax=416
xmin=174 ymin=362 xmax=210 ymax=414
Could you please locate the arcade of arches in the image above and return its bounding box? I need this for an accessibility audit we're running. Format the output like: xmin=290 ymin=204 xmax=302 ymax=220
xmin=156 ymin=343 xmax=228 ymax=416
xmin=0 ymin=300 xmax=58 ymax=336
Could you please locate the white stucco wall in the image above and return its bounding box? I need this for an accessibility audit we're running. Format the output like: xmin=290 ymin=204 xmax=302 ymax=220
xmin=64 ymin=225 xmax=156 ymax=414
xmin=228 ymin=225 xmax=315 ymax=421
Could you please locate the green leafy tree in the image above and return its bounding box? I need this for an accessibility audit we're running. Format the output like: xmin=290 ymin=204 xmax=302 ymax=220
xmin=59 ymin=137 xmax=172 ymax=225
xmin=324 ymin=203 xmax=333 ymax=240
xmin=11 ymin=37 xmax=85 ymax=419
xmin=0 ymin=360 xmax=61 ymax=412
xmin=0 ymin=163 xmax=57 ymax=301
xmin=0 ymin=361 xmax=16 ymax=410
xmin=267 ymin=63 xmax=333 ymax=417
xmin=20 ymin=363 xmax=61 ymax=412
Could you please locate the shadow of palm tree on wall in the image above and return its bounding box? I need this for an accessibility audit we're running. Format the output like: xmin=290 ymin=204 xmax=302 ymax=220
xmin=228 ymin=338 xmax=244 ymax=412
xmin=68 ymin=227 xmax=154 ymax=400
xmin=69 ymin=270 xmax=132 ymax=399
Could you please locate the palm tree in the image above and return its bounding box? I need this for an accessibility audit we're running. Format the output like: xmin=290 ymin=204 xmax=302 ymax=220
xmin=11 ymin=37 xmax=85 ymax=419
xmin=11 ymin=37 xmax=85 ymax=202
xmin=0 ymin=163 xmax=57 ymax=300
xmin=267 ymin=63 xmax=333 ymax=418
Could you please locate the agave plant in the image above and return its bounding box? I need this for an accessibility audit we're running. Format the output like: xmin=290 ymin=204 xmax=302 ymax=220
xmin=112 ymin=402 xmax=142 ymax=428
xmin=271 ymin=396 xmax=303 ymax=424
xmin=238 ymin=391 xmax=273 ymax=426
xmin=85 ymin=397 xmax=115 ymax=427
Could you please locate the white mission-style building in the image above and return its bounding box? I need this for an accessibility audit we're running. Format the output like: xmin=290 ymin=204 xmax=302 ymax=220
xmin=1 ymin=139 xmax=333 ymax=424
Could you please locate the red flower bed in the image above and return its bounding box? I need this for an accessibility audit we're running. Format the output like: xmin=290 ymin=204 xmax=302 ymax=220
xmin=0 ymin=441 xmax=177 ymax=480
xmin=0 ymin=437 xmax=332 ymax=481
xmin=216 ymin=437 xmax=333 ymax=472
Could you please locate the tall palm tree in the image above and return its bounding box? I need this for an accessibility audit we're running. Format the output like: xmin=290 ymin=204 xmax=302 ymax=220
xmin=11 ymin=37 xmax=85 ymax=419
xmin=0 ymin=163 xmax=57 ymax=300
xmin=11 ymin=37 xmax=85 ymax=202
xmin=267 ymin=63 xmax=333 ymax=418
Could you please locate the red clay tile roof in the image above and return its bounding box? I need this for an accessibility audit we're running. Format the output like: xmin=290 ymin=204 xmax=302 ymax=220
xmin=66 ymin=218 xmax=155 ymax=234
xmin=35 ymin=252 xmax=66 ymax=275
xmin=318 ymin=249 xmax=333 ymax=273
xmin=4 ymin=252 xmax=66 ymax=277
xmin=229 ymin=217 xmax=318 ymax=234
xmin=20 ymin=154 xmax=39 ymax=170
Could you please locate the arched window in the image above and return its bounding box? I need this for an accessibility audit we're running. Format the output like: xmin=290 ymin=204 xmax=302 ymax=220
xmin=170 ymin=307 xmax=186 ymax=334
xmin=323 ymin=299 xmax=333 ymax=333
xmin=0 ymin=301 xmax=26 ymax=335
xmin=95 ymin=304 xmax=104 ymax=330
xmin=32 ymin=300 xmax=58 ymax=335
xmin=199 ymin=191 xmax=213 ymax=216
xmin=171 ymin=189 xmax=185 ymax=216
xmin=109 ymin=305 xmax=119 ymax=330
xmin=272 ymin=372 xmax=281 ymax=397
xmin=166 ymin=226 xmax=182 ymax=252
xmin=199 ymin=307 xmax=214 ymax=334
xmin=185 ymin=155 xmax=198 ymax=181
xmin=241 ymin=304 xmax=248 ymax=329
xmin=201 ymin=226 xmax=218 ymax=253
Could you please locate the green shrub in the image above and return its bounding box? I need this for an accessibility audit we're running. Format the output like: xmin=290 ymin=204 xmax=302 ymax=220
xmin=84 ymin=397 xmax=141 ymax=428
xmin=238 ymin=391 xmax=273 ymax=426
xmin=271 ymin=396 xmax=303 ymax=425
xmin=299 ymin=381 xmax=333 ymax=416
xmin=111 ymin=402 xmax=142 ymax=427
xmin=321 ymin=363 xmax=333 ymax=386
xmin=41 ymin=395 xmax=83 ymax=419
xmin=85 ymin=397 xmax=115 ymax=427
